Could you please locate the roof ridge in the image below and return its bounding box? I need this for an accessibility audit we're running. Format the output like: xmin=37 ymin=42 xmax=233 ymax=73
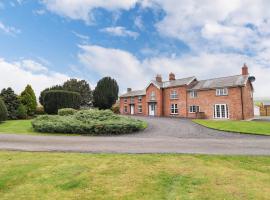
xmin=196 ymin=74 xmax=245 ymax=82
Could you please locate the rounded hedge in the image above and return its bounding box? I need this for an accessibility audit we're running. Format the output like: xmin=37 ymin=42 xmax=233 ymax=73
xmin=0 ymin=98 xmax=8 ymax=122
xmin=32 ymin=109 xmax=147 ymax=135
xmin=58 ymin=108 xmax=77 ymax=116
xmin=43 ymin=90 xmax=81 ymax=114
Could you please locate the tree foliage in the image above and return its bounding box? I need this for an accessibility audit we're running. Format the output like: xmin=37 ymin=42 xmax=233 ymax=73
xmin=16 ymin=104 xmax=27 ymax=119
xmin=43 ymin=90 xmax=81 ymax=114
xmin=20 ymin=85 xmax=37 ymax=116
xmin=39 ymin=85 xmax=63 ymax=106
xmin=93 ymin=77 xmax=119 ymax=109
xmin=63 ymin=79 xmax=92 ymax=107
xmin=0 ymin=98 xmax=8 ymax=122
xmin=0 ymin=87 xmax=20 ymax=119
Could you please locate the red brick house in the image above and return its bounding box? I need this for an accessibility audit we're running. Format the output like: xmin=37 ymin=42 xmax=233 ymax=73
xmin=119 ymin=64 xmax=255 ymax=120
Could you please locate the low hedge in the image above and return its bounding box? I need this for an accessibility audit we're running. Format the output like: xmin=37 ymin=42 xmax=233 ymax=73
xmin=32 ymin=109 xmax=146 ymax=135
xmin=58 ymin=108 xmax=77 ymax=116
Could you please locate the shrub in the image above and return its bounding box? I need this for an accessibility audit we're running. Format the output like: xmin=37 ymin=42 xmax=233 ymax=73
xmin=58 ymin=108 xmax=77 ymax=116
xmin=32 ymin=109 xmax=146 ymax=135
xmin=111 ymin=104 xmax=120 ymax=114
xmin=16 ymin=104 xmax=27 ymax=119
xmin=43 ymin=90 xmax=81 ymax=114
xmin=35 ymin=106 xmax=45 ymax=115
xmin=0 ymin=98 xmax=8 ymax=122
xmin=20 ymin=85 xmax=37 ymax=116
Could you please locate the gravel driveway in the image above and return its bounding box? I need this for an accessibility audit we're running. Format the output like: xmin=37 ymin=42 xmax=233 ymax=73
xmin=0 ymin=117 xmax=270 ymax=155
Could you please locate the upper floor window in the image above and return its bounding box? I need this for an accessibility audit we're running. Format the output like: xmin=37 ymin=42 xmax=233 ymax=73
xmin=130 ymin=97 xmax=134 ymax=103
xmin=138 ymin=96 xmax=142 ymax=102
xmin=124 ymin=98 xmax=127 ymax=103
xmin=170 ymin=90 xmax=178 ymax=99
xmin=171 ymin=104 xmax=178 ymax=114
xmin=138 ymin=105 xmax=142 ymax=113
xmin=216 ymin=88 xmax=228 ymax=96
xmin=190 ymin=90 xmax=197 ymax=98
xmin=150 ymin=91 xmax=156 ymax=100
xmin=189 ymin=105 xmax=200 ymax=113
xmin=124 ymin=106 xmax=128 ymax=113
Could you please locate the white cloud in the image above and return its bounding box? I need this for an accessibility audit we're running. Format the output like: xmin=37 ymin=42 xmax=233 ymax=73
xmin=101 ymin=26 xmax=139 ymax=39
xmin=42 ymin=0 xmax=140 ymax=24
xmin=0 ymin=21 xmax=21 ymax=36
xmin=0 ymin=58 xmax=69 ymax=97
xmin=72 ymin=31 xmax=89 ymax=41
xmin=78 ymin=44 xmax=269 ymax=98
xmin=134 ymin=16 xmax=144 ymax=30
xmin=33 ymin=9 xmax=46 ymax=15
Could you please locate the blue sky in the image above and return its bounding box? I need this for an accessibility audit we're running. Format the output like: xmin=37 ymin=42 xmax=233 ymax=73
xmin=0 ymin=0 xmax=270 ymax=98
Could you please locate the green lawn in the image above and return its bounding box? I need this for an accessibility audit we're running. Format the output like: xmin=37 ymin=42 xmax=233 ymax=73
xmin=0 ymin=120 xmax=79 ymax=136
xmin=0 ymin=151 xmax=269 ymax=200
xmin=194 ymin=120 xmax=270 ymax=136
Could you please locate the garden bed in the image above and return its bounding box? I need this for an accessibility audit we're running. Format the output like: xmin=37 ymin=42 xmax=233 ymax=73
xmin=32 ymin=109 xmax=147 ymax=135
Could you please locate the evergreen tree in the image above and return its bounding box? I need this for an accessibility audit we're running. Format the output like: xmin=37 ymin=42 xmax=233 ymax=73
xmin=0 ymin=87 xmax=20 ymax=119
xmin=63 ymin=79 xmax=92 ymax=107
xmin=20 ymin=85 xmax=37 ymax=116
xmin=0 ymin=98 xmax=8 ymax=122
xmin=93 ymin=77 xmax=119 ymax=109
xmin=39 ymin=85 xmax=63 ymax=106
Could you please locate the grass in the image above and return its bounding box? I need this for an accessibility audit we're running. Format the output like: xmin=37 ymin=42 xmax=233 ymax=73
xmin=0 ymin=151 xmax=269 ymax=200
xmin=0 ymin=120 xmax=80 ymax=136
xmin=194 ymin=119 xmax=270 ymax=136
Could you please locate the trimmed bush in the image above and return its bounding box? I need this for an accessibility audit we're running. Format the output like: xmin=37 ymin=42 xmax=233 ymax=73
xmin=58 ymin=108 xmax=77 ymax=116
xmin=16 ymin=104 xmax=27 ymax=119
xmin=32 ymin=109 xmax=146 ymax=135
xmin=0 ymin=98 xmax=8 ymax=122
xmin=20 ymin=85 xmax=37 ymax=116
xmin=43 ymin=90 xmax=81 ymax=114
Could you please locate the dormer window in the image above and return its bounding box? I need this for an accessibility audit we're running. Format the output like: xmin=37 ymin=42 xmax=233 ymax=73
xmin=170 ymin=90 xmax=178 ymax=99
xmin=150 ymin=91 xmax=156 ymax=100
xmin=190 ymin=90 xmax=197 ymax=98
xmin=216 ymin=88 xmax=228 ymax=96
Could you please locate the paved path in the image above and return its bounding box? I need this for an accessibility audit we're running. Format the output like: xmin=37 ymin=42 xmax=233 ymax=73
xmin=0 ymin=117 xmax=270 ymax=155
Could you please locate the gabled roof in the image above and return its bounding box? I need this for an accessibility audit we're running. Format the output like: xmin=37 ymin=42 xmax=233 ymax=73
xmin=148 ymin=76 xmax=196 ymax=89
xmin=120 ymin=89 xmax=146 ymax=97
xmin=190 ymin=75 xmax=249 ymax=91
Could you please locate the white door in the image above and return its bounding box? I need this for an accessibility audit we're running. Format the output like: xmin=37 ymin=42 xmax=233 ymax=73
xmin=214 ymin=104 xmax=229 ymax=119
xmin=149 ymin=104 xmax=155 ymax=116
xmin=130 ymin=105 xmax=134 ymax=115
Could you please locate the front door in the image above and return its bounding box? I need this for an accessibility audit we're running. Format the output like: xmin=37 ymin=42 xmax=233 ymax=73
xmin=149 ymin=104 xmax=156 ymax=116
xmin=130 ymin=105 xmax=134 ymax=115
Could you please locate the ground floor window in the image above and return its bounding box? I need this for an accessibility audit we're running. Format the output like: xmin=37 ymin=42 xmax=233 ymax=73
xmin=189 ymin=105 xmax=200 ymax=113
xmin=171 ymin=104 xmax=178 ymax=114
xmin=124 ymin=106 xmax=128 ymax=113
xmin=138 ymin=105 xmax=142 ymax=113
xmin=214 ymin=104 xmax=229 ymax=119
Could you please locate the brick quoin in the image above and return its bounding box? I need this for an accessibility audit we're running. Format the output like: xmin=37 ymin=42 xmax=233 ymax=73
xmin=120 ymin=65 xmax=255 ymax=120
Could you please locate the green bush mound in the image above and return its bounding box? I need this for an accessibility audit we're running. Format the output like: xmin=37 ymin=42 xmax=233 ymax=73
xmin=58 ymin=108 xmax=77 ymax=116
xmin=32 ymin=109 xmax=147 ymax=135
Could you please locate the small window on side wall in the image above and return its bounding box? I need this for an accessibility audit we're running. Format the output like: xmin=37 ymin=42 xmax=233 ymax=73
xmin=190 ymin=90 xmax=197 ymax=98
xmin=124 ymin=98 xmax=127 ymax=103
xmin=216 ymin=88 xmax=228 ymax=96
xmin=171 ymin=104 xmax=178 ymax=114
xmin=138 ymin=105 xmax=142 ymax=113
xmin=124 ymin=106 xmax=128 ymax=113
xmin=170 ymin=90 xmax=178 ymax=99
xmin=138 ymin=96 xmax=142 ymax=102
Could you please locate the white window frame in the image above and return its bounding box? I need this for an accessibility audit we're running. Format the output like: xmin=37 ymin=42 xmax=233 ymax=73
xmin=213 ymin=104 xmax=229 ymax=119
xmin=138 ymin=104 xmax=142 ymax=113
xmin=150 ymin=91 xmax=156 ymax=100
xmin=170 ymin=90 xmax=178 ymax=99
xmin=130 ymin=97 xmax=134 ymax=103
xmin=216 ymin=88 xmax=228 ymax=96
xmin=189 ymin=105 xmax=200 ymax=113
xmin=171 ymin=104 xmax=178 ymax=114
xmin=138 ymin=96 xmax=142 ymax=102
xmin=190 ymin=90 xmax=197 ymax=98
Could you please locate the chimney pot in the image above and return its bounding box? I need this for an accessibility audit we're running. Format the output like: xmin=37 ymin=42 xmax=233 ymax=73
xmin=169 ymin=72 xmax=175 ymax=81
xmin=242 ymin=63 xmax=249 ymax=75
xmin=127 ymin=88 xmax=132 ymax=92
xmin=156 ymin=74 xmax=162 ymax=82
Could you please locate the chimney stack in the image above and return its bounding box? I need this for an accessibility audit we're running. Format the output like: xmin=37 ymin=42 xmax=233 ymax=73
xmin=169 ymin=72 xmax=175 ymax=81
xmin=127 ymin=88 xmax=132 ymax=92
xmin=242 ymin=63 xmax=249 ymax=75
xmin=156 ymin=74 xmax=162 ymax=82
